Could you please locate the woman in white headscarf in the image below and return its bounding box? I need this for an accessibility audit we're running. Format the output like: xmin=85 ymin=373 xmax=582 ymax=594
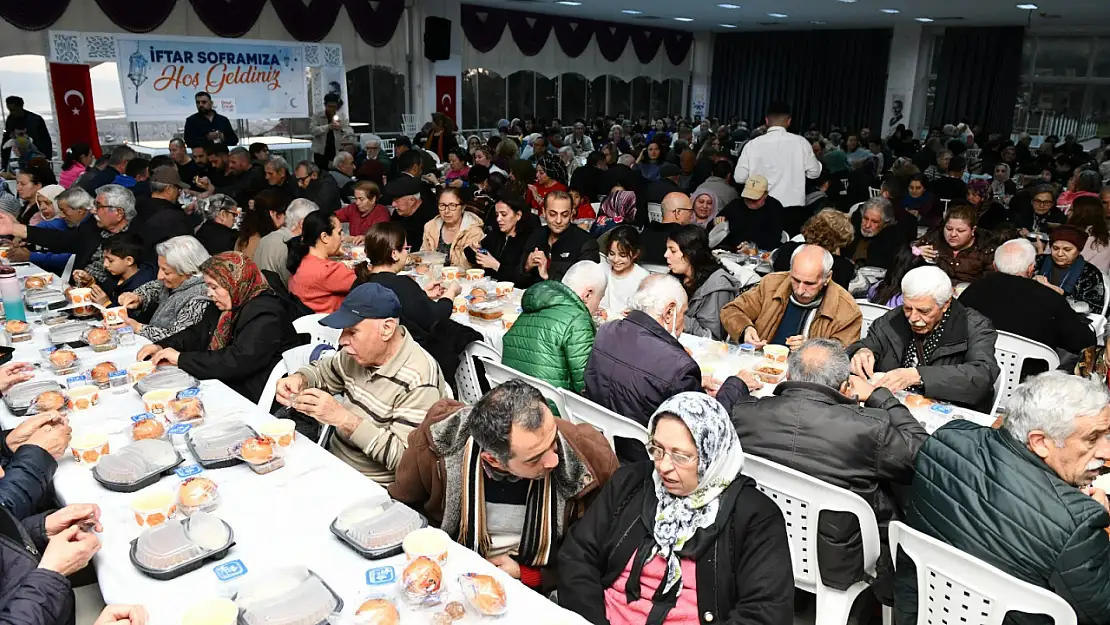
xmin=559 ymin=392 xmax=794 ymax=625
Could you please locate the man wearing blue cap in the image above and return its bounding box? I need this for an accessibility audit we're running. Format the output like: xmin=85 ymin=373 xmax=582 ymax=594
xmin=276 ymin=283 xmax=448 ymax=485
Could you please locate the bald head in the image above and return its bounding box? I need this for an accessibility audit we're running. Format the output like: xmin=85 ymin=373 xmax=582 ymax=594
xmin=788 ymin=244 xmax=833 ymax=304
xmin=662 ymin=192 xmax=693 ymax=225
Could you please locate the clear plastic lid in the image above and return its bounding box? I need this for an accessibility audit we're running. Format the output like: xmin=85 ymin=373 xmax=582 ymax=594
xmin=459 ymin=573 xmax=508 ymax=616
xmin=24 ymin=288 xmax=67 ymax=306
xmin=134 ymin=367 xmax=199 ymax=396
xmin=132 ymin=512 xmax=232 ymax=573
xmin=235 ymin=567 xmax=340 ymax=625
xmin=4 ymin=380 xmax=63 ymax=409
xmin=188 ymin=421 xmax=256 ymax=462
xmin=48 ymin=321 xmax=93 ymax=344
xmin=334 ymin=498 xmax=424 ymax=552
xmin=94 ymin=439 xmax=181 ymax=485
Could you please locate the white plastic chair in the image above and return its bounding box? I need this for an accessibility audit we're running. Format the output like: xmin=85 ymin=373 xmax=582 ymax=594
xmin=590 ymin=202 xmax=601 ymax=215
xmin=991 ymin=330 xmax=1060 ymax=416
xmin=857 ymin=301 xmax=892 ymax=340
xmin=868 ymin=187 xmax=882 ymax=199
xmin=647 ymin=202 xmax=663 ymax=223
xmin=940 ymin=198 xmax=952 ymax=214
xmin=1101 ymin=271 xmax=1110 ymax=317
xmin=293 ymin=313 xmax=341 ymax=348
xmin=427 ymin=150 xmax=441 ymax=166
xmin=847 ymin=201 xmax=863 ymax=220
xmin=558 ymin=390 xmax=648 ymax=449
xmin=744 ymin=454 xmax=887 ymax=625
xmin=380 ymin=137 xmax=396 ymax=159
xmin=889 ymin=521 xmax=1077 ymax=625
xmin=473 ymin=353 xmax=570 ymax=418
xmin=455 ymin=341 xmax=502 ymax=405
xmin=257 ymin=360 xmax=287 ymax=411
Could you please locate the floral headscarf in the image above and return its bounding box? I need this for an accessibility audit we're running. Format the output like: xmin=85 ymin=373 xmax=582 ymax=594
xmin=536 ymin=154 xmax=568 ymax=186
xmin=599 ymin=190 xmax=637 ymax=223
xmin=635 ymin=392 xmax=744 ymax=620
xmin=967 ymin=178 xmax=993 ymax=202
xmin=201 ymin=252 xmax=271 ymax=350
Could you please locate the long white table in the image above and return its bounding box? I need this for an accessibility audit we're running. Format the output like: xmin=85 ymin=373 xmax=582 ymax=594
xmin=0 ymin=274 xmax=589 ymax=625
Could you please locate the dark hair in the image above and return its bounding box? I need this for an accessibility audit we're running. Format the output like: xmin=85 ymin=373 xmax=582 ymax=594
xmin=948 ymin=155 xmax=967 ymax=172
xmin=239 ymin=188 xmax=283 ymax=248
xmin=364 ymin=221 xmax=407 ymax=266
xmin=209 ymin=143 xmax=229 ymax=157
xmin=437 ymin=186 xmax=464 ymax=207
xmin=18 ymin=164 xmax=52 ymax=187
xmin=395 ymin=136 xmax=413 ymax=150
xmin=496 ymin=192 xmax=529 ymax=216
xmin=125 ymin=157 xmax=150 ymax=179
xmin=467 ymin=164 xmax=490 ymax=185
xmin=447 ymin=147 xmax=470 ymax=165
xmin=606 ymin=225 xmax=642 ymax=260
xmin=323 ymin=93 xmax=341 ymax=105
xmin=644 ymin=139 xmax=666 ymax=163
xmin=288 ymin=211 xmax=338 ymax=274
xmin=667 ymin=224 xmax=720 ymax=295
xmin=469 ymin=379 xmax=547 ymax=462
xmin=5 ymin=96 xmax=23 ymax=108
xmin=102 ymin=232 xmax=145 ymax=266
xmin=195 ymin=91 xmax=212 ymax=100
xmin=62 ymin=143 xmax=92 ymax=171
xmin=1075 ymin=169 xmax=1102 ymax=194
xmin=586 ymin=151 xmax=606 ymax=168
xmin=945 ymin=203 xmax=979 ymax=229
xmin=249 ymin=142 xmax=268 ymax=159
xmin=353 ymin=180 xmax=380 ymax=200
xmin=869 ymin=246 xmax=926 ymax=306
xmin=766 ymin=101 xmax=791 ymax=118
xmin=908 ymin=172 xmax=928 ymax=187
xmin=192 ymin=142 xmax=211 ymax=154
xmin=397 ymin=149 xmax=423 ymax=173
xmin=711 ymin=159 xmax=732 ymax=179
xmin=486 ymin=172 xmax=508 ymax=199
xmin=1069 ymin=196 xmax=1110 ymax=247
xmin=149 ymin=155 xmax=174 ymax=171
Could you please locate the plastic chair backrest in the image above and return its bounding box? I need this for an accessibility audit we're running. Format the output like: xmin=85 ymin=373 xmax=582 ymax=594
xmin=991 ymin=330 xmax=1060 ymax=415
xmin=474 ymin=355 xmax=569 ymax=418
xmin=847 ymin=201 xmax=863 ymax=220
xmin=1101 ymin=271 xmax=1110 ymax=317
xmin=941 ymin=198 xmax=952 ymax=213
xmin=869 ymin=187 xmax=882 ymax=198
xmin=380 ymin=138 xmax=396 ymax=158
xmin=427 ymin=150 xmax=441 ymax=165
xmin=293 ymin=313 xmax=341 ymax=348
xmin=257 ymin=359 xmax=288 ymax=411
xmin=647 ymin=203 xmax=663 ymax=223
xmin=558 ymin=390 xmax=648 ymax=450
xmin=456 ymin=341 xmax=502 ymax=404
xmin=889 ymin=521 xmax=1077 ymax=625
xmin=857 ymin=301 xmax=892 ymax=340
xmin=743 ymin=454 xmax=881 ymax=592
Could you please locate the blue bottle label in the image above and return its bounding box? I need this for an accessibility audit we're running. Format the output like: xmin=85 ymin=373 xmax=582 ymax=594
xmin=366 ymin=565 xmax=396 ymax=585
xmin=175 ymin=464 xmax=203 ymax=477
xmin=213 ymin=559 xmax=248 ymax=580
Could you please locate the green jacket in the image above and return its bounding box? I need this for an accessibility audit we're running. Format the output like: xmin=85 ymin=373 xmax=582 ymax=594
xmin=894 ymin=420 xmax=1110 ymax=625
xmin=501 ymin=281 xmax=595 ymax=394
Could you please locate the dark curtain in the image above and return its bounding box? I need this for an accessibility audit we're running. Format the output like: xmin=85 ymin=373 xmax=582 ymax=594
xmin=930 ymin=26 xmax=1025 ymax=136
xmin=0 ymin=0 xmax=405 ymax=46
xmin=710 ymin=29 xmax=891 ymax=132
xmin=460 ymin=4 xmax=692 ymax=65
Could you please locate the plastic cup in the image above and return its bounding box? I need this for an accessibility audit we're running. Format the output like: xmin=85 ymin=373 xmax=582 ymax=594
xmin=452 ymin=296 xmax=467 ymax=314
xmin=143 ymin=389 xmax=176 ymax=417
xmin=182 ymin=598 xmax=238 ymax=625
xmin=495 ymin=281 xmax=514 ymax=298
xmin=102 ymin=306 xmax=128 ymax=327
xmin=67 ymin=385 xmax=100 ymax=411
xmin=260 ymin=419 xmax=296 ymax=448
xmin=68 ymin=287 xmax=94 ymax=315
xmin=762 ymin=344 xmax=789 ymax=363
xmin=501 ymin=312 xmax=519 ymax=330
xmin=402 ymin=527 xmax=451 ymax=566
xmin=465 ymin=269 xmax=484 ymax=281
xmin=127 ymin=361 xmax=155 ymax=384
xmin=70 ymin=431 xmax=109 ymax=468
xmin=442 ymin=266 xmax=460 ymax=281
xmin=131 ymin=485 xmax=177 ymax=528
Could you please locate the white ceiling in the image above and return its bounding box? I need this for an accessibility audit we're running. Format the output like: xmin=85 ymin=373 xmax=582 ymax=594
xmin=465 ymin=0 xmax=1110 ymax=32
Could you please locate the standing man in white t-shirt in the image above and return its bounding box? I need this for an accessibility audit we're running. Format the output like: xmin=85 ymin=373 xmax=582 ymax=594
xmin=734 ymin=101 xmax=822 ymax=235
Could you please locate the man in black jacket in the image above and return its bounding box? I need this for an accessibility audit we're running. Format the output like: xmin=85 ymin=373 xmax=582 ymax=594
xmin=841 ymin=197 xmax=904 ymax=270
xmin=384 ymin=173 xmax=437 ymax=254
xmin=568 ymin=151 xmax=607 ymax=202
xmin=729 ymin=338 xmax=928 ymax=603
xmin=960 ymin=238 xmax=1096 ymax=363
xmin=183 ymin=91 xmax=239 ymax=148
xmin=81 ymin=145 xmax=135 ymax=195
xmin=131 ymin=167 xmax=196 ymax=262
xmin=2 ymin=96 xmax=52 ymax=168
xmin=640 ymin=192 xmax=692 ymax=264
xmin=519 ymin=191 xmax=599 ymax=286
xmin=293 ymin=160 xmax=341 ymax=212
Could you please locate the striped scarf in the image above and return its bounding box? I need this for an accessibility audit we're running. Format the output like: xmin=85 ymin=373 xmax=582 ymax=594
xmin=900 ymin=307 xmax=952 ymax=393
xmin=457 ymin=438 xmax=558 ymax=567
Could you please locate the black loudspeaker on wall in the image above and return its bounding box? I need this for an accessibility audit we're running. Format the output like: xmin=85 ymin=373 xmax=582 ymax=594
xmin=424 ymin=17 xmax=451 ymax=61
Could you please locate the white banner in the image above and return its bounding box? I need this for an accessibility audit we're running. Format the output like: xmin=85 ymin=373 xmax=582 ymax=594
xmin=115 ymin=34 xmax=309 ymax=121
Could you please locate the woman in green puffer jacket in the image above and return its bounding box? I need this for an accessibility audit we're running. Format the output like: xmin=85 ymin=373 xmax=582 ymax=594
xmin=501 ymin=262 xmax=606 ymax=393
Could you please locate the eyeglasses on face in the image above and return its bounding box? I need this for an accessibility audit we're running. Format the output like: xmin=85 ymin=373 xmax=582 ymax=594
xmin=438 ymin=203 xmax=462 ymax=211
xmin=645 ymin=443 xmax=697 ymax=467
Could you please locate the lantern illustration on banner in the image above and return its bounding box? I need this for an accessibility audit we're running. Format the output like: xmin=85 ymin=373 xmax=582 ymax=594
xmin=279 ymin=48 xmax=292 ymax=69
xmin=126 ymin=45 xmax=149 ymax=104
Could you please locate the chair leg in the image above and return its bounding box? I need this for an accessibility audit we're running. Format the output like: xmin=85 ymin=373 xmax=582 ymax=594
xmin=814 ymin=586 xmax=865 ymax=625
xmin=882 ymin=606 xmax=892 ymax=625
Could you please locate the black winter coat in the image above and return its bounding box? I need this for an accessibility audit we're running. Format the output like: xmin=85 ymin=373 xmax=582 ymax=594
xmin=517 ymin=226 xmax=600 ymax=287
xmin=0 ymin=435 xmax=57 ymax=520
xmin=960 ymin=272 xmax=1095 ymax=356
xmin=130 ymin=197 xmax=195 ymax=262
xmin=0 ymin=509 xmax=73 ymax=625
xmin=193 ymin=221 xmax=239 ymax=256
xmin=156 ymin=293 xmax=299 ymax=403
xmin=558 ymin=462 xmax=795 ymax=625
xmin=24 ymin=218 xmax=103 ymax=275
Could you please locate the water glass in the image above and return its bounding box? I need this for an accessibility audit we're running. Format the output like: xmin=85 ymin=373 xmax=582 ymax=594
xmin=115 ymin=326 xmax=136 ymax=346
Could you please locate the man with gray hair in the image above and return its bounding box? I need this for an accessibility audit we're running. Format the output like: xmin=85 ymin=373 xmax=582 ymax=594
xmin=895 ymin=371 xmax=1110 ymax=625
xmin=293 ymin=160 xmax=340 ymax=212
xmin=328 ymin=151 xmax=357 ymax=197
xmin=961 ymin=238 xmax=1095 ymax=361
xmin=82 ymin=145 xmax=135 ymax=194
xmin=848 ymin=265 xmax=1000 ymax=412
xmin=389 ymin=379 xmax=616 ymax=590
xmin=264 ymin=155 xmax=298 ymax=205
xmin=842 ymin=196 xmax=903 ymax=269
xmin=253 ymin=198 xmax=319 ymax=287
xmin=502 ymin=260 xmax=606 ymax=394
xmin=733 ymin=337 xmax=928 ymax=602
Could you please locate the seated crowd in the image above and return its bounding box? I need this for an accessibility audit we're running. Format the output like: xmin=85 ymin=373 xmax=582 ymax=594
xmin=7 ymin=105 xmax=1110 ymax=625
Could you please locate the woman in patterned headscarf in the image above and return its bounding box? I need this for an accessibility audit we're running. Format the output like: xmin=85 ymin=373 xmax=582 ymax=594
xmin=527 ymin=153 xmax=569 ymax=212
xmin=559 ymin=392 xmax=794 ymax=625
xmin=136 ymin=252 xmax=299 ymax=403
xmin=591 ymin=190 xmax=638 ymax=238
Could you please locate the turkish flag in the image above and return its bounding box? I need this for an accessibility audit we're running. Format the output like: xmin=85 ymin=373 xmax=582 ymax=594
xmin=49 ymin=63 xmax=102 ymax=158
xmin=435 ymin=75 xmax=457 ymax=122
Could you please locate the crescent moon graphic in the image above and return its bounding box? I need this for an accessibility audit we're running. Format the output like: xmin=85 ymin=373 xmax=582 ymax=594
xmin=63 ymin=90 xmax=85 ymax=108
xmin=289 ymin=97 xmax=298 ymax=108
xmin=441 ymin=94 xmax=452 ymax=106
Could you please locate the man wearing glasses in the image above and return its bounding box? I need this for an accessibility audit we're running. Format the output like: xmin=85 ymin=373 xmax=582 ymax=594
xmin=390 ymin=379 xmax=617 ymax=593
xmin=293 ymin=160 xmax=341 ymax=212
xmin=638 ymin=191 xmax=693 ymax=265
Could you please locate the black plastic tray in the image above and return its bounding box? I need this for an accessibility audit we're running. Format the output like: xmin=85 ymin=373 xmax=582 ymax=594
xmin=128 ymin=520 xmax=236 ymax=581
xmin=329 ymin=513 xmax=428 ymax=560
xmin=186 ymin=424 xmax=259 ymax=470
xmin=3 ymin=380 xmax=63 ymax=417
xmin=234 ymin=570 xmax=344 ymax=625
xmin=92 ymin=450 xmax=185 ymax=493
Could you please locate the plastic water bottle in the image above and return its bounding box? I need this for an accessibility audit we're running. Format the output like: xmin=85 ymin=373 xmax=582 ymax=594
xmin=0 ymin=266 xmax=26 ymax=322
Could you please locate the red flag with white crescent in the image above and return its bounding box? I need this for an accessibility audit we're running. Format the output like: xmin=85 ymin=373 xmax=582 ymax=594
xmin=435 ymin=75 xmax=457 ymax=122
xmin=49 ymin=62 xmax=102 ymax=158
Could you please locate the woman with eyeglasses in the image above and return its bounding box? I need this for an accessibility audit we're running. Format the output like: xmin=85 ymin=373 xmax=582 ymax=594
xmin=559 ymin=392 xmax=793 ymax=625
xmin=420 ymin=188 xmax=484 ymax=268
xmin=287 ymin=210 xmax=356 ymax=314
xmin=193 ymin=194 xmax=240 ymax=255
xmin=1013 ymin=184 xmax=1066 ymax=236
xmin=356 ymin=222 xmax=461 ymax=342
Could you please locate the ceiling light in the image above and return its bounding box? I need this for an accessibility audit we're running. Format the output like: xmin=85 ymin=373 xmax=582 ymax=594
xmin=621 ymin=9 xmax=642 ymax=14
xmin=718 ymin=3 xmax=741 ymax=8
xmin=720 ymin=23 xmax=737 ymax=27
xmin=880 ymin=8 xmax=900 ymax=14
xmin=914 ymin=17 xmax=934 ymax=22
xmin=837 ymin=0 xmax=858 ymax=3
xmin=810 ymin=20 xmax=827 ymax=24
xmin=555 ymin=1 xmax=581 ymax=5
xmin=768 ymin=12 xmax=788 ymax=18
xmin=1016 ymin=3 xmax=1038 ymax=9
xmin=674 ymin=16 xmax=693 ymax=21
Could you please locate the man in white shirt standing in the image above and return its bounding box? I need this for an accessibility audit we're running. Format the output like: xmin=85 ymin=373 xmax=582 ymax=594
xmin=733 ymin=101 xmax=822 ymax=235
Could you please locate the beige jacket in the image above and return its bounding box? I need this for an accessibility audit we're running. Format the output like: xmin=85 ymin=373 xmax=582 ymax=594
xmin=720 ymin=271 xmax=862 ymax=346
xmin=309 ymin=111 xmax=356 ymax=156
xmin=420 ymin=211 xmax=484 ymax=269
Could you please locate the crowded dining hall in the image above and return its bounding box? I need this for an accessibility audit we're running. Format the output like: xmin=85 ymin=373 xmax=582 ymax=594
xmin=5 ymin=2 xmax=1110 ymax=625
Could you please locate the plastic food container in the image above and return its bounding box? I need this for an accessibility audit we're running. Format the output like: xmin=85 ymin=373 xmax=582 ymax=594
xmin=459 ymin=573 xmax=508 ymax=616
xmin=5 ymin=320 xmax=31 ymax=343
xmin=71 ymin=431 xmax=110 ymax=468
xmin=169 ymin=388 xmax=206 ymax=425
xmin=331 ymin=497 xmax=427 ymax=559
xmin=42 ymin=347 xmax=81 ymax=376
xmin=409 ymin=251 xmax=446 ymax=266
xmin=131 ymin=485 xmax=178 ymax=528
xmin=24 ymin=288 xmax=67 ymax=311
xmin=762 ymin=344 xmax=789 ymax=363
xmin=467 ymin=300 xmax=504 ymax=322
xmin=83 ymin=327 xmax=117 ymax=352
xmin=178 ymin=477 xmax=220 ymax=516
xmin=48 ymin=321 xmax=92 ymax=347
xmin=753 ymin=361 xmax=787 ymax=385
xmin=142 ymin=389 xmax=176 ymax=418
xmin=260 ymin=419 xmax=296 ymax=448
xmin=501 ymin=312 xmax=519 ymax=330
xmin=234 ymin=567 xmax=343 ymax=625
xmin=22 ymin=273 xmax=54 ymax=290
xmin=94 ymin=438 xmax=183 ymax=492
xmin=67 ymin=385 xmax=100 ymax=411
xmin=40 ymin=311 xmax=70 ymax=326
xmin=182 ymin=598 xmax=238 ymax=625
xmin=187 ymin=421 xmax=259 ymax=469
xmin=401 ymin=556 xmax=445 ymax=607
xmin=235 ymin=437 xmax=285 ymax=475
xmin=88 ymin=362 xmax=120 ymax=388
xmin=133 ymin=366 xmax=198 ymax=396
xmin=5 ymin=380 xmax=64 ymax=416
xmin=738 ymin=343 xmax=757 ymax=355
xmin=402 ymin=527 xmax=451 ymax=566
xmin=127 ymin=361 xmax=155 ymax=384
xmin=129 ymin=512 xmax=234 ymax=580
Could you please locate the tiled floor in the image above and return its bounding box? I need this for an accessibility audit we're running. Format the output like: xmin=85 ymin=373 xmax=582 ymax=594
xmin=75 ymin=584 xmax=106 ymax=625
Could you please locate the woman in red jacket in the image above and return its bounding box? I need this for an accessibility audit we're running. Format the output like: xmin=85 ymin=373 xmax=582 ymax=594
xmin=287 ymin=211 xmax=356 ymax=313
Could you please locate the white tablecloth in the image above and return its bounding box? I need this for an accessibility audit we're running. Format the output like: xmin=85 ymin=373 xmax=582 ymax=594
xmin=0 ymin=284 xmax=588 ymax=625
